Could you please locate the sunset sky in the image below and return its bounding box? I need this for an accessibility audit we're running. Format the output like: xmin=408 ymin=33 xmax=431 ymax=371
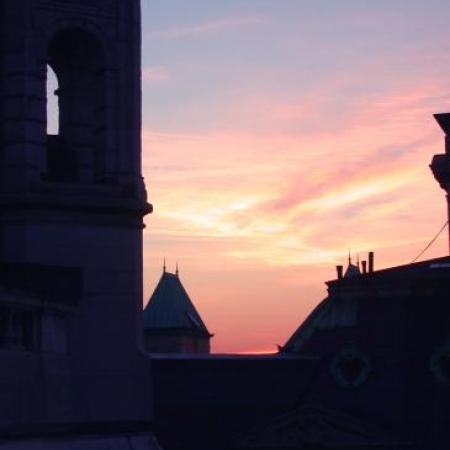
xmin=140 ymin=1 xmax=450 ymax=353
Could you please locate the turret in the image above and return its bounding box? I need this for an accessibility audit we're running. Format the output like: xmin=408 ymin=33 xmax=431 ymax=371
xmin=0 ymin=0 xmax=153 ymax=430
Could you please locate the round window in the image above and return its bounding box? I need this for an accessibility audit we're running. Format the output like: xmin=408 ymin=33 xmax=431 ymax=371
xmin=430 ymin=346 xmax=450 ymax=383
xmin=331 ymin=347 xmax=372 ymax=388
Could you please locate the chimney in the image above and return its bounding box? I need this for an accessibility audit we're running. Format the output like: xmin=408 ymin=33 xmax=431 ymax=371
xmin=336 ymin=265 xmax=343 ymax=280
xmin=361 ymin=260 xmax=367 ymax=274
xmin=368 ymin=252 xmax=374 ymax=273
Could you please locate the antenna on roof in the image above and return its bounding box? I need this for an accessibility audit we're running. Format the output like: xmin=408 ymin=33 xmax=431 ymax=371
xmin=176 ymin=261 xmax=179 ymax=277
xmin=356 ymin=253 xmax=360 ymax=269
xmin=163 ymin=257 xmax=166 ymax=274
xmin=348 ymin=248 xmax=352 ymax=265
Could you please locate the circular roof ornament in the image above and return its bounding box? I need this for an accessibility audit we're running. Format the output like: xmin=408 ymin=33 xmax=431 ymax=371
xmin=331 ymin=346 xmax=372 ymax=388
xmin=430 ymin=345 xmax=450 ymax=383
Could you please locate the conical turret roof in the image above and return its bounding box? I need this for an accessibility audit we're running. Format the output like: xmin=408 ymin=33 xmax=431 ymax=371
xmin=143 ymin=271 xmax=212 ymax=337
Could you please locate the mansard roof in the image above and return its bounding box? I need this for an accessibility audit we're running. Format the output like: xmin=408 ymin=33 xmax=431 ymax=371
xmin=282 ymin=255 xmax=450 ymax=353
xmin=143 ymin=271 xmax=212 ymax=337
xmin=328 ymin=254 xmax=450 ymax=288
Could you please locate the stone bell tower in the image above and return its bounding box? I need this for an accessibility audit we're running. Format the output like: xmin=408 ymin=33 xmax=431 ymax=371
xmin=431 ymin=113 xmax=450 ymax=252
xmin=0 ymin=0 xmax=156 ymax=443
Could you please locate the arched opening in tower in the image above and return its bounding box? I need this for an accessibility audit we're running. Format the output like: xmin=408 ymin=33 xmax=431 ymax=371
xmin=46 ymin=28 xmax=106 ymax=184
xmin=46 ymin=64 xmax=59 ymax=135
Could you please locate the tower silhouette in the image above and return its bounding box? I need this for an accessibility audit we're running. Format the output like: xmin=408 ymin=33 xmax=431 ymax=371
xmin=0 ymin=0 xmax=155 ymax=438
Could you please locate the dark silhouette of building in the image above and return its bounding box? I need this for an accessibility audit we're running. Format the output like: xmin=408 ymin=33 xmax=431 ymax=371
xmin=151 ymin=353 xmax=318 ymax=450
xmin=143 ymin=266 xmax=213 ymax=354
xmin=275 ymin=254 xmax=450 ymax=449
xmin=0 ymin=1 xmax=158 ymax=448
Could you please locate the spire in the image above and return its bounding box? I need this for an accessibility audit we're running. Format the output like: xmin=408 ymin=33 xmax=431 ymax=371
xmin=176 ymin=261 xmax=179 ymax=277
xmin=348 ymin=248 xmax=352 ymax=265
xmin=163 ymin=257 xmax=166 ymax=274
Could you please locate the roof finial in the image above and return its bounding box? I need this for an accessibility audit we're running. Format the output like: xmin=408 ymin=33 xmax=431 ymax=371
xmin=163 ymin=257 xmax=166 ymax=274
xmin=176 ymin=261 xmax=179 ymax=277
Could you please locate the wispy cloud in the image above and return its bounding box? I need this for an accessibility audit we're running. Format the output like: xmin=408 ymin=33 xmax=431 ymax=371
xmin=147 ymin=16 xmax=265 ymax=40
xmin=142 ymin=75 xmax=448 ymax=276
